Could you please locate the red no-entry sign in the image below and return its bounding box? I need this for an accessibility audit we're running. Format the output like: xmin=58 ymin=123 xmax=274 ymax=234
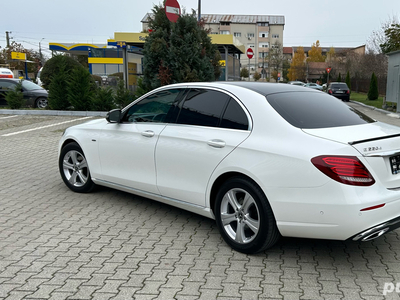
xmin=165 ymin=0 xmax=181 ymax=23
xmin=246 ymin=48 xmax=254 ymax=59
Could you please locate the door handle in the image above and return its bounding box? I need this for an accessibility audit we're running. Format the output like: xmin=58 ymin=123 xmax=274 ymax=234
xmin=141 ymin=130 xmax=155 ymax=137
xmin=207 ymin=139 xmax=226 ymax=148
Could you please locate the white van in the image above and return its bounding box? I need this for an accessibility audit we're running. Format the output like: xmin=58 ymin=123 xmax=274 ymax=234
xmin=0 ymin=68 xmax=14 ymax=78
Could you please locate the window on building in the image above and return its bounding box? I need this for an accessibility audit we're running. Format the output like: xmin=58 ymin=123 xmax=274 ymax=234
xmin=211 ymin=32 xmax=218 ymax=35
xmin=234 ymin=32 xmax=241 ymax=37
xmin=259 ymin=42 xmax=269 ymax=48
xmin=220 ymin=22 xmax=230 ymax=26
xmin=247 ymin=33 xmax=255 ymax=38
xmin=259 ymin=32 xmax=268 ymax=38
xmin=272 ymin=34 xmax=280 ymax=38
xmin=220 ymin=30 xmax=230 ymax=35
xmin=258 ymin=22 xmax=268 ymax=27
xmin=248 ymin=43 xmax=255 ymax=48
xmin=259 ymin=52 xmax=267 ymax=59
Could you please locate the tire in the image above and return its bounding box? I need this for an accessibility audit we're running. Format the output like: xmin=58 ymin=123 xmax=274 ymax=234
xmin=35 ymin=97 xmax=48 ymax=109
xmin=214 ymin=177 xmax=280 ymax=254
xmin=59 ymin=142 xmax=95 ymax=193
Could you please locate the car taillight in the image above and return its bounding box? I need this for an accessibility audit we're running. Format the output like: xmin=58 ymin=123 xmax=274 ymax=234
xmin=328 ymin=90 xmax=332 ymax=94
xmin=311 ymin=155 xmax=375 ymax=186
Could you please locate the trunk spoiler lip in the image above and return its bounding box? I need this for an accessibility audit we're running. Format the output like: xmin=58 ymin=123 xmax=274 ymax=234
xmin=348 ymin=133 xmax=400 ymax=146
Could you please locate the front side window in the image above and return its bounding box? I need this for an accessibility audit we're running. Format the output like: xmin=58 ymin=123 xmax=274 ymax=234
xmin=123 ymin=89 xmax=183 ymax=123
xmin=177 ymin=89 xmax=230 ymax=127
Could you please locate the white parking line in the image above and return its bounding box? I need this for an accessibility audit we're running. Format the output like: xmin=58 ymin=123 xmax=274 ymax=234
xmin=0 ymin=115 xmax=19 ymax=120
xmin=1 ymin=117 xmax=92 ymax=137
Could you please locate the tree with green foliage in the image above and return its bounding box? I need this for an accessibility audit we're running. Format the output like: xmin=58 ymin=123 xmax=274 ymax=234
xmin=142 ymin=5 xmax=221 ymax=92
xmin=345 ymin=71 xmax=351 ymax=90
xmin=67 ymin=67 xmax=94 ymax=111
xmin=380 ymin=23 xmax=400 ymax=54
xmin=368 ymin=72 xmax=379 ymax=100
xmin=92 ymin=87 xmax=116 ymax=111
xmin=114 ymin=79 xmax=133 ymax=108
xmin=5 ymin=81 xmax=25 ymax=109
xmin=48 ymin=59 xmax=70 ymax=110
xmin=337 ymin=73 xmax=342 ymax=82
xmin=240 ymin=68 xmax=249 ymax=80
xmin=40 ymin=55 xmax=82 ymax=89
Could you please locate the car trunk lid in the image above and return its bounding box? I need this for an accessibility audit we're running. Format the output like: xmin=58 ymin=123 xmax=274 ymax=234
xmin=303 ymin=122 xmax=400 ymax=189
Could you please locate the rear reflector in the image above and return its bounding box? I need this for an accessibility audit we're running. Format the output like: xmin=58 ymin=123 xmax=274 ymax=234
xmin=311 ymin=155 xmax=375 ymax=186
xmin=360 ymin=204 xmax=385 ymax=211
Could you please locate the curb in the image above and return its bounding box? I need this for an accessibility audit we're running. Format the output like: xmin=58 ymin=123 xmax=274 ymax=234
xmin=349 ymin=101 xmax=400 ymax=119
xmin=0 ymin=109 xmax=107 ymax=117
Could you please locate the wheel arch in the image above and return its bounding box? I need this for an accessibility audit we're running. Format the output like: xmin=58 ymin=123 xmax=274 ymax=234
xmin=209 ymin=171 xmax=267 ymax=215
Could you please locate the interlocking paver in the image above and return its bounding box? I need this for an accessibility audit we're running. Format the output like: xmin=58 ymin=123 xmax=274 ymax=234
xmin=2 ymin=110 xmax=400 ymax=299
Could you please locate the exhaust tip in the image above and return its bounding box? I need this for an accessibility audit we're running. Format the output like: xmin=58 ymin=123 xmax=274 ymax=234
xmin=360 ymin=227 xmax=389 ymax=242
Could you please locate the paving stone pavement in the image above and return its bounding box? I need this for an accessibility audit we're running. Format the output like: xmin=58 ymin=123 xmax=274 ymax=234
xmin=1 ymin=109 xmax=400 ymax=300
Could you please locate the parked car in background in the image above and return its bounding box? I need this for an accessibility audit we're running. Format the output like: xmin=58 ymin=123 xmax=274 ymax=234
xmin=304 ymin=82 xmax=323 ymax=91
xmin=59 ymin=82 xmax=400 ymax=254
xmin=327 ymin=82 xmax=350 ymax=101
xmin=0 ymin=68 xmax=14 ymax=78
xmin=288 ymin=81 xmax=305 ymax=86
xmin=0 ymin=78 xmax=48 ymax=108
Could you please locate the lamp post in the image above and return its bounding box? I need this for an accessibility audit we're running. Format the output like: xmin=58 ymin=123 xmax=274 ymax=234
xmin=39 ymin=38 xmax=44 ymax=66
xmin=198 ymin=0 xmax=201 ymax=22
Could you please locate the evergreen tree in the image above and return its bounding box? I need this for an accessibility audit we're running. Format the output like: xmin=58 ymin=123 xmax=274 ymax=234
xmin=67 ymin=67 xmax=94 ymax=111
xmin=48 ymin=59 xmax=70 ymax=110
xmin=114 ymin=79 xmax=133 ymax=108
xmin=345 ymin=71 xmax=351 ymax=90
xmin=92 ymin=87 xmax=116 ymax=111
xmin=337 ymin=73 xmax=342 ymax=82
xmin=367 ymin=72 xmax=379 ymax=100
xmin=142 ymin=5 xmax=221 ymax=92
xmin=5 ymin=81 xmax=25 ymax=109
xmin=41 ymin=55 xmax=82 ymax=89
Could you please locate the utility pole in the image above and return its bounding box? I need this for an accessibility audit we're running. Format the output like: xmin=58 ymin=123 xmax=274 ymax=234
xmin=198 ymin=0 xmax=201 ymax=22
xmin=6 ymin=31 xmax=11 ymax=47
xmin=39 ymin=38 xmax=44 ymax=66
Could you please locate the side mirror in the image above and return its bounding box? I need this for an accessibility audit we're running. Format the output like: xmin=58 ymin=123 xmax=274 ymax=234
xmin=106 ymin=109 xmax=122 ymax=123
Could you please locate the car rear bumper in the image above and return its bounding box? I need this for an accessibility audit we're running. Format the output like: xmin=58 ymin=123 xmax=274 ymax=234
xmin=349 ymin=215 xmax=400 ymax=241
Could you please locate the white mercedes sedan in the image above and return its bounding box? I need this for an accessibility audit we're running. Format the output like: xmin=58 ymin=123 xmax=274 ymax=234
xmin=59 ymin=82 xmax=400 ymax=253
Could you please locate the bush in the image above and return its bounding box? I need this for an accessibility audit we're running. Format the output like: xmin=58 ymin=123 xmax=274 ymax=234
xmin=109 ymin=72 xmax=123 ymax=81
xmin=114 ymin=80 xmax=133 ymax=108
xmin=5 ymin=81 xmax=25 ymax=109
xmin=91 ymin=87 xmax=116 ymax=111
xmin=367 ymin=72 xmax=379 ymax=100
xmin=68 ymin=67 xmax=94 ymax=111
xmin=40 ymin=55 xmax=82 ymax=89
xmin=337 ymin=73 xmax=342 ymax=82
xmin=48 ymin=59 xmax=70 ymax=110
xmin=253 ymin=71 xmax=261 ymax=81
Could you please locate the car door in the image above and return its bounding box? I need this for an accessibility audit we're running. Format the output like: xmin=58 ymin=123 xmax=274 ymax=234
xmin=155 ymin=88 xmax=251 ymax=207
xmin=97 ymin=88 xmax=186 ymax=194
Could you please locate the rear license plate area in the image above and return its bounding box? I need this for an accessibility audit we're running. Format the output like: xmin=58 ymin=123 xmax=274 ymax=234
xmin=390 ymin=155 xmax=400 ymax=174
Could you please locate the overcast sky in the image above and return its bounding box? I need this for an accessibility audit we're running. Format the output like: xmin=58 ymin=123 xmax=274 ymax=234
xmin=0 ymin=0 xmax=398 ymax=57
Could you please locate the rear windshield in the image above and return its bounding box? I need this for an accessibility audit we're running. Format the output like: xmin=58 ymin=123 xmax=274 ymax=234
xmin=266 ymin=91 xmax=375 ymax=129
xmin=331 ymin=83 xmax=348 ymax=89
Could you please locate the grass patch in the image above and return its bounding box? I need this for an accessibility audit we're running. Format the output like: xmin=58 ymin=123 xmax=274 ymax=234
xmin=350 ymin=92 xmax=396 ymax=110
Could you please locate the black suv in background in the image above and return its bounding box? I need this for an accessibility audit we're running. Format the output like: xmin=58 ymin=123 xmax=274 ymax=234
xmin=0 ymin=78 xmax=48 ymax=109
xmin=327 ymin=82 xmax=350 ymax=101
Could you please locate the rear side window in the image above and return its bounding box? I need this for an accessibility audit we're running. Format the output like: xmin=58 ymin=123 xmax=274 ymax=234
xmin=220 ymin=98 xmax=249 ymax=130
xmin=177 ymin=89 xmax=230 ymax=127
xmin=266 ymin=92 xmax=375 ymax=129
